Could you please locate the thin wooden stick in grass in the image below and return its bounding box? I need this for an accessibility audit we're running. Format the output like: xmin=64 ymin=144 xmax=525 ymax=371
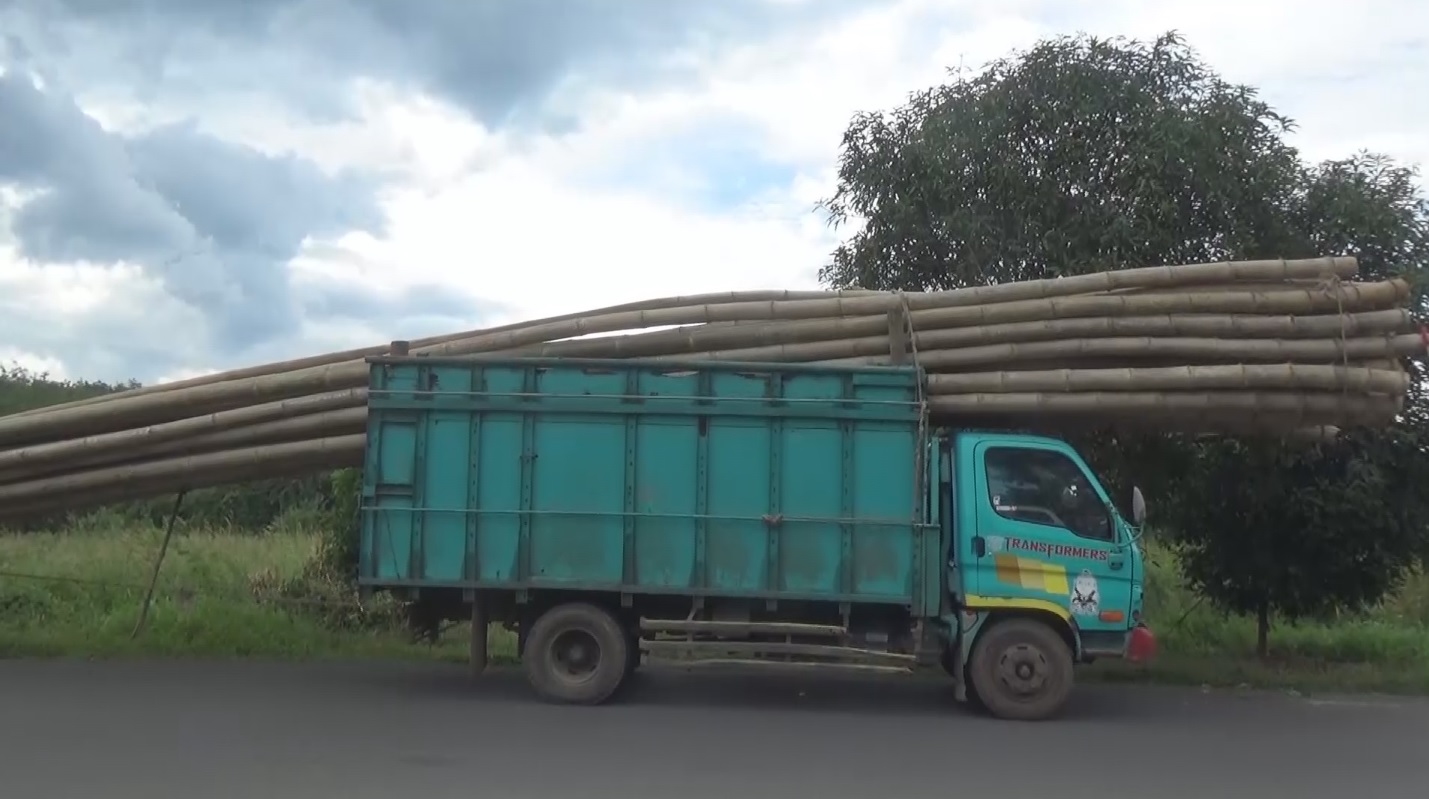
xmin=130 ymin=490 xmax=187 ymax=640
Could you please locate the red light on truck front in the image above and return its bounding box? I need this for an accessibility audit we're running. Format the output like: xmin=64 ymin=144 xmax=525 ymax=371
xmin=1125 ymin=625 xmax=1157 ymax=663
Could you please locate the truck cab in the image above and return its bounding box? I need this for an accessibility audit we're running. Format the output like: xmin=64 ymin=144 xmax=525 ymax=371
xmin=941 ymin=430 xmax=1155 ymax=719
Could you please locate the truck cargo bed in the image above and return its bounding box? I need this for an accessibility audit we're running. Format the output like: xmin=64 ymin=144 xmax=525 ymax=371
xmin=359 ymin=356 xmax=941 ymax=613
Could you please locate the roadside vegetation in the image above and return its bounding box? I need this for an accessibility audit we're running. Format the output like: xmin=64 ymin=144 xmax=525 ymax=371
xmin=3 ymin=507 xmax=1427 ymax=695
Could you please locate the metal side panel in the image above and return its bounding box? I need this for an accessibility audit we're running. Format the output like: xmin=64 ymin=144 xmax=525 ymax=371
xmin=359 ymin=356 xmax=934 ymax=607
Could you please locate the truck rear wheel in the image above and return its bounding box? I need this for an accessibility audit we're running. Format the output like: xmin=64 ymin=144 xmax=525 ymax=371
xmin=522 ymin=602 xmax=631 ymax=705
xmin=968 ymin=617 xmax=1073 ymax=721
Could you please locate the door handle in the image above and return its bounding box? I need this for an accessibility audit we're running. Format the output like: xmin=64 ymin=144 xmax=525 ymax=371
xmin=972 ymin=536 xmax=986 ymax=558
xmin=1108 ymin=553 xmax=1124 ymax=571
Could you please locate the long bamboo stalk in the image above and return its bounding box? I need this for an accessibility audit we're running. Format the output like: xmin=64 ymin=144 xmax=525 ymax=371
xmin=0 ymin=385 xmax=1390 ymax=519
xmin=110 ymin=409 xmax=371 ymax=467
xmin=2 ymin=255 xmax=1422 ymax=518
xmin=924 ymin=365 xmax=1409 ymax=394
xmin=0 ymin=293 xmax=1412 ymax=450
xmin=0 ymin=388 xmax=1387 ymax=518
xmin=412 ymin=279 xmax=1406 ymax=364
xmin=14 ymin=355 xmax=1402 ymax=485
xmin=825 ymin=334 xmax=1426 ymax=370
xmin=926 ymin=390 xmax=1396 ymax=420
xmin=6 ymin=289 xmax=887 ymax=419
xmin=0 ymin=389 xmax=366 ymax=476
xmin=0 ymin=438 xmax=367 ymax=519
xmin=6 ymin=256 xmax=1366 ymax=425
xmin=508 ymin=307 xmax=1414 ymax=364
xmin=1 ymin=278 xmax=1398 ymax=449
xmin=666 ymin=310 xmax=1415 ymax=364
xmin=0 ymin=434 xmax=366 ymax=507
xmin=0 ymin=406 xmax=370 ymax=484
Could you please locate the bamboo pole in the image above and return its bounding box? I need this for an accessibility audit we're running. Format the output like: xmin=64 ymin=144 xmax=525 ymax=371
xmin=926 ymin=391 xmax=1396 ymax=420
xmin=2 ymin=255 xmax=1423 ymax=519
xmin=0 ymin=405 xmax=370 ymax=483
xmin=924 ymin=365 xmax=1409 ymax=395
xmin=0 ymin=434 xmax=367 ymax=510
xmin=503 ymin=307 xmax=1414 ymax=364
xmin=0 ymin=389 xmax=366 ymax=476
xmin=825 ymin=334 xmax=1427 ymax=370
xmin=665 ymin=310 xmax=1415 ymax=364
xmin=9 ymin=256 xmax=1359 ymax=422
xmin=0 ymin=278 xmax=1398 ymax=448
xmin=6 ymin=288 xmax=883 ymax=419
xmin=408 ymin=279 xmax=1405 ymax=365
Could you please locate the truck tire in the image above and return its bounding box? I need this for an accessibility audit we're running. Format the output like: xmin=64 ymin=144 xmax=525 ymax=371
xmin=967 ymin=617 xmax=1073 ymax=721
xmin=522 ymin=602 xmax=631 ymax=705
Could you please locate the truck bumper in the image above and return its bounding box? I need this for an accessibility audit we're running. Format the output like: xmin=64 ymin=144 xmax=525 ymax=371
xmin=1124 ymin=624 xmax=1158 ymax=663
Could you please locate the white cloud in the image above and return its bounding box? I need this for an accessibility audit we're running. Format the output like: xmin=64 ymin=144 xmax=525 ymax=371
xmin=3 ymin=0 xmax=1426 ymax=382
xmin=0 ymin=243 xmax=214 ymax=379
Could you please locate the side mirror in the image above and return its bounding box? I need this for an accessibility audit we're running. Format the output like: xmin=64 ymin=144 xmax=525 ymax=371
xmin=1131 ymin=486 xmax=1147 ymax=526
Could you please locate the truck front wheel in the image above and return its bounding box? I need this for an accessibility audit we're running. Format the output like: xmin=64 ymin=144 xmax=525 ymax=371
xmin=522 ymin=602 xmax=631 ymax=705
xmin=968 ymin=617 xmax=1073 ymax=721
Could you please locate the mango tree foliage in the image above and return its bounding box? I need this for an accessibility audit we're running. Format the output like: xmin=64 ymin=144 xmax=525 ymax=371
xmin=820 ymin=32 xmax=1305 ymax=291
xmin=818 ymin=31 xmax=1429 ymax=656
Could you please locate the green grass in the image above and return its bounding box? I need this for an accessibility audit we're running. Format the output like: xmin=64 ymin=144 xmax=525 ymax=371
xmin=2 ymin=524 xmax=388 ymax=659
xmin=3 ymin=520 xmax=1428 ymax=695
xmin=1082 ymin=546 xmax=1429 ymax=693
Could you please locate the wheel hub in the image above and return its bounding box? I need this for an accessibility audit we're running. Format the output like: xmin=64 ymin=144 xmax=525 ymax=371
xmin=550 ymin=629 xmax=602 ymax=684
xmin=994 ymin=642 xmax=1049 ymax=696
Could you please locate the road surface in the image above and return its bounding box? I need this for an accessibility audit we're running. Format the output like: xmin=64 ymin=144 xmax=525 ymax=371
xmin=1 ymin=659 xmax=1425 ymax=798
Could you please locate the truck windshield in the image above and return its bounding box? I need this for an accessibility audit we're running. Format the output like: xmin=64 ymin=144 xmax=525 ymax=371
xmin=985 ymin=446 xmax=1112 ymax=542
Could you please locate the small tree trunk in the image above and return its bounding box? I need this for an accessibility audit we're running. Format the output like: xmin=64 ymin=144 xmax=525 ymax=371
xmin=1255 ymin=601 xmax=1271 ymax=660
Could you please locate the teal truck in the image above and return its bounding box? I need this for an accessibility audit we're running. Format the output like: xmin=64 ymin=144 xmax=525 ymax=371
xmin=358 ymin=355 xmax=1156 ymax=720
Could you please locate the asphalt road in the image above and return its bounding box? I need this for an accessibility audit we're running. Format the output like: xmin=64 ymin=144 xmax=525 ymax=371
xmin=1 ymin=660 xmax=1426 ymax=799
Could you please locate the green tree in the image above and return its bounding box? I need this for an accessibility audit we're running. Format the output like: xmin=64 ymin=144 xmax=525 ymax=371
xmin=818 ymin=31 xmax=1429 ymax=657
xmin=820 ymin=32 xmax=1305 ymax=290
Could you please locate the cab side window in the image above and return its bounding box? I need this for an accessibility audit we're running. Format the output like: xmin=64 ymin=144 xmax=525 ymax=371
xmin=984 ymin=446 xmax=1113 ymax=542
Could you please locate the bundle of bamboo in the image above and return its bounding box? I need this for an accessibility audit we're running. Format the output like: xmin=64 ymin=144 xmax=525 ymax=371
xmin=0 ymin=256 xmax=1420 ymax=521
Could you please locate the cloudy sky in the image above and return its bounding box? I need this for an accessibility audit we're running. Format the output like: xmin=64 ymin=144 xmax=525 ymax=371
xmin=1 ymin=0 xmax=1424 ymax=384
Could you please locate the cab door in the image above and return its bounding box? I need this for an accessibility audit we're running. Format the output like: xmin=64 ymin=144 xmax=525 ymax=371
xmin=965 ymin=437 xmax=1132 ymax=636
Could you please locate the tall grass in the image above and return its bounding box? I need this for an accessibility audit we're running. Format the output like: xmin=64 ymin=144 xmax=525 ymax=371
xmin=0 ymin=511 xmax=417 ymax=659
